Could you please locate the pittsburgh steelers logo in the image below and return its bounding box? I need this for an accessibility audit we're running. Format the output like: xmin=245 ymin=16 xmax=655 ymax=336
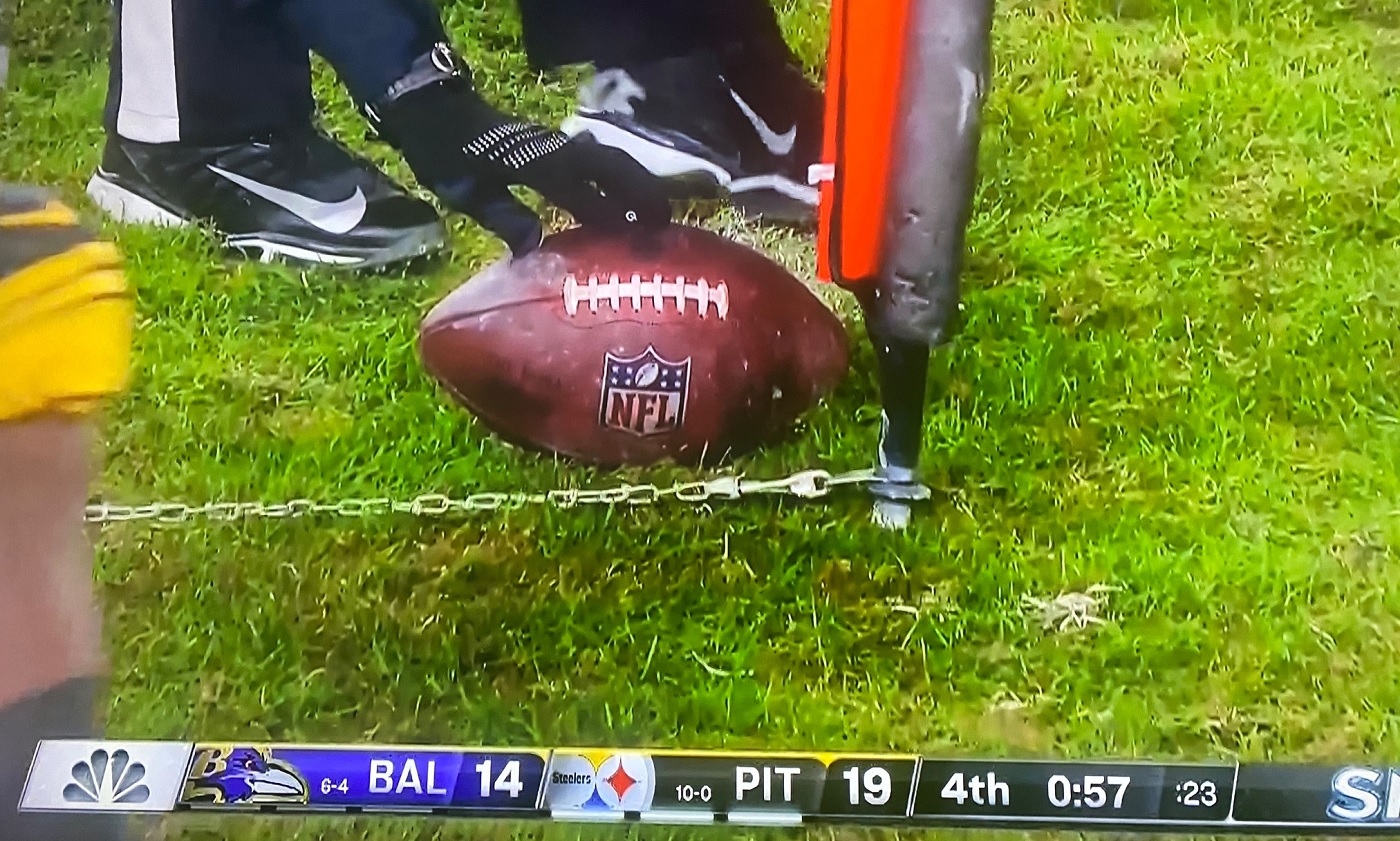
xmin=544 ymin=751 xmax=656 ymax=812
xmin=595 ymin=754 xmax=654 ymax=810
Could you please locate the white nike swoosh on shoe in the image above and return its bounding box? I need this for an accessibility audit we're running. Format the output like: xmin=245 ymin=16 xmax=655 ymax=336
xmin=207 ymin=165 xmax=367 ymax=235
xmin=729 ymin=90 xmax=798 ymax=157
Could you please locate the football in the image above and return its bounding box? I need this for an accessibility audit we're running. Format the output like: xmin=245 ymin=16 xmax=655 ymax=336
xmin=418 ymin=223 xmax=850 ymax=467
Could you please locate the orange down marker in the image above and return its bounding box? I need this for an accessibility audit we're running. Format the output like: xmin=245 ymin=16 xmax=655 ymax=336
xmin=816 ymin=0 xmax=913 ymax=287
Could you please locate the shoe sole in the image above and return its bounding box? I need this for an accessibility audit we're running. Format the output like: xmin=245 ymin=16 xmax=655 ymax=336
xmin=562 ymin=115 xmax=819 ymax=222
xmin=728 ymin=190 xmax=820 ymax=227
xmin=86 ymin=173 xmax=445 ymax=270
xmin=224 ymin=230 xmax=444 ymax=269
xmin=86 ymin=172 xmax=187 ymax=227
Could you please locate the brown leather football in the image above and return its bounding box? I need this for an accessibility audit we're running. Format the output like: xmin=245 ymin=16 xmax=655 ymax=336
xmin=418 ymin=223 xmax=849 ymax=467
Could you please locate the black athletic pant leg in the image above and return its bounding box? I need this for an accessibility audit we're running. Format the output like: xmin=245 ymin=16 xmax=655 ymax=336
xmin=515 ymin=0 xmax=798 ymax=74
xmin=272 ymin=0 xmax=446 ymax=105
xmin=103 ymin=0 xmax=314 ymax=145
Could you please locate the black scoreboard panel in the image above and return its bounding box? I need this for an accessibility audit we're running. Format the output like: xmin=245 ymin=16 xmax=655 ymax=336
xmin=536 ymin=751 xmax=923 ymax=824
xmin=647 ymin=753 xmax=828 ymax=817
xmin=28 ymin=740 xmax=1400 ymax=834
xmin=912 ymin=760 xmax=1236 ymax=826
xmin=1232 ymin=764 xmax=1400 ymax=827
xmin=817 ymin=756 xmax=921 ymax=820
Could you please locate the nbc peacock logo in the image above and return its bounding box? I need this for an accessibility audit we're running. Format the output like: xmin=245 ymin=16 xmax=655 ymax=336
xmin=62 ymin=749 xmax=151 ymax=805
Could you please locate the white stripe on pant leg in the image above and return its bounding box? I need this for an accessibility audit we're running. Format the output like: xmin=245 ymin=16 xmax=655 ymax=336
xmin=114 ymin=0 xmax=181 ymax=142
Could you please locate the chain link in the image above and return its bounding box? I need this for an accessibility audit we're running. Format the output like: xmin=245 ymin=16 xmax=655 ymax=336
xmin=84 ymin=468 xmax=879 ymax=524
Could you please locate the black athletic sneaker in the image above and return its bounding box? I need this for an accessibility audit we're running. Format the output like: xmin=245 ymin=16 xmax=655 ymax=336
xmin=561 ymin=52 xmax=824 ymax=224
xmin=86 ymin=128 xmax=446 ymax=269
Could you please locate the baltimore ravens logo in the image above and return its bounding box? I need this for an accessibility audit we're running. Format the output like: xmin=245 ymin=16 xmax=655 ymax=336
xmin=598 ymin=346 xmax=691 ymax=437
xmin=182 ymin=746 xmax=309 ymax=805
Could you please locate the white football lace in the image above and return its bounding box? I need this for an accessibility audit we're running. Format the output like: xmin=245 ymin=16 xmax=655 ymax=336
xmin=563 ymin=273 xmax=730 ymax=319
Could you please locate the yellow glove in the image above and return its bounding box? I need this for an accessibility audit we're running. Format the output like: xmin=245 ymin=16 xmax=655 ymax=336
xmin=0 ymin=185 xmax=133 ymax=421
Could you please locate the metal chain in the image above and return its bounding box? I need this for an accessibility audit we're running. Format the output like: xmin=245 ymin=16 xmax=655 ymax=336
xmin=83 ymin=468 xmax=878 ymax=524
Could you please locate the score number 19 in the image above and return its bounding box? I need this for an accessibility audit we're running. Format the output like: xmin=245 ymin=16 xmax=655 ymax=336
xmin=843 ymin=766 xmax=893 ymax=806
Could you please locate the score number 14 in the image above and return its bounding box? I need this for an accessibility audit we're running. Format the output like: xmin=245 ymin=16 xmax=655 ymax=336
xmin=475 ymin=759 xmax=525 ymax=799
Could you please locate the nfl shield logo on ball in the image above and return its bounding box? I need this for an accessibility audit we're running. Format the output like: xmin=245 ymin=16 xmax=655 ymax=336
xmin=599 ymin=347 xmax=691 ymax=437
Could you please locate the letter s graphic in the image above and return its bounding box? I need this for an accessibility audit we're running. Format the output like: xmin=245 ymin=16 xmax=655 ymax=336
xmin=1329 ymin=768 xmax=1384 ymax=822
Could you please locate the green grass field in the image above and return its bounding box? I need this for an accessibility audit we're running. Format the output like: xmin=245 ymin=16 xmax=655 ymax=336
xmin=5 ymin=0 xmax=1400 ymax=837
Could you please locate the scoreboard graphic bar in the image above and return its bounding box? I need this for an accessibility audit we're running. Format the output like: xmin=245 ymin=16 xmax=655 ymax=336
xmin=20 ymin=740 xmax=1400 ymax=834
